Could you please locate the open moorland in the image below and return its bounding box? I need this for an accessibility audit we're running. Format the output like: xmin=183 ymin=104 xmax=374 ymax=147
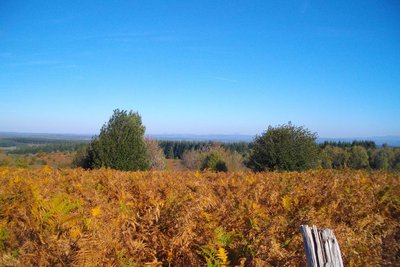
xmin=0 ymin=167 xmax=398 ymax=266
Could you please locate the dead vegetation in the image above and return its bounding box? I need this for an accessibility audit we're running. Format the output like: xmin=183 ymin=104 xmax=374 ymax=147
xmin=0 ymin=167 xmax=399 ymax=266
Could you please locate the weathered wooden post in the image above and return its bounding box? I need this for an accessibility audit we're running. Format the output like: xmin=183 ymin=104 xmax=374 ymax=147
xmin=300 ymin=225 xmax=344 ymax=267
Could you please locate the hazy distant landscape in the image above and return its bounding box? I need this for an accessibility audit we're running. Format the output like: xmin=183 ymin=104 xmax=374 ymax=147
xmin=2 ymin=131 xmax=400 ymax=146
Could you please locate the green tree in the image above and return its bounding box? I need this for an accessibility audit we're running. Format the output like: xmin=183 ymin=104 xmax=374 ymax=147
xmin=321 ymin=146 xmax=349 ymax=169
xmin=320 ymin=145 xmax=334 ymax=169
xmin=166 ymin=145 xmax=175 ymax=159
xmin=348 ymin=146 xmax=369 ymax=169
xmin=248 ymin=123 xmax=319 ymax=171
xmin=370 ymin=148 xmax=392 ymax=170
xmin=391 ymin=148 xmax=400 ymax=170
xmin=77 ymin=109 xmax=149 ymax=171
xmin=331 ymin=147 xmax=350 ymax=169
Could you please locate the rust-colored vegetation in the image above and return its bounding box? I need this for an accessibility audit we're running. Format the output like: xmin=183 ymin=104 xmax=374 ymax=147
xmin=0 ymin=167 xmax=399 ymax=266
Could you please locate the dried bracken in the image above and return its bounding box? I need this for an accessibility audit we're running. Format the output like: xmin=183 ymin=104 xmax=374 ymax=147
xmin=0 ymin=167 xmax=399 ymax=266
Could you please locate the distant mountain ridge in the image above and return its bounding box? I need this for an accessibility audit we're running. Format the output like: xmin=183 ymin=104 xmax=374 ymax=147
xmin=0 ymin=132 xmax=92 ymax=140
xmin=0 ymin=132 xmax=399 ymax=146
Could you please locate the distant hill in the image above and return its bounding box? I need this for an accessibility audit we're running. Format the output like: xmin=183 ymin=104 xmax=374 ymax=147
xmin=0 ymin=132 xmax=93 ymax=141
xmin=1 ymin=132 xmax=399 ymax=146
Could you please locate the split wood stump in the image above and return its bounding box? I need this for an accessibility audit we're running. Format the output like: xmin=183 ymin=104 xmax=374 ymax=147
xmin=300 ymin=225 xmax=344 ymax=267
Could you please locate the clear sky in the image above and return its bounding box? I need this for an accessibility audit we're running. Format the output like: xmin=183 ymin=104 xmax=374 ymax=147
xmin=0 ymin=1 xmax=399 ymax=137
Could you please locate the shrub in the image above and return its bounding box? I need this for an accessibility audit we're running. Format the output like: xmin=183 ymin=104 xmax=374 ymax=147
xmin=201 ymin=153 xmax=228 ymax=172
xmin=248 ymin=123 xmax=319 ymax=171
xmin=182 ymin=149 xmax=202 ymax=170
xmin=182 ymin=145 xmax=246 ymax=172
xmin=144 ymin=138 xmax=166 ymax=170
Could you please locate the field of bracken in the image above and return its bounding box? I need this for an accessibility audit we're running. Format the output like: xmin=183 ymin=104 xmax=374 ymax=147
xmin=0 ymin=167 xmax=399 ymax=266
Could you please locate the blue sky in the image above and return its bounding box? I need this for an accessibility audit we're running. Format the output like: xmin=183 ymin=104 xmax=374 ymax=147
xmin=0 ymin=1 xmax=399 ymax=137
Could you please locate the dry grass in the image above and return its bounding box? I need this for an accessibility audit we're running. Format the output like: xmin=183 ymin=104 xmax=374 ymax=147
xmin=0 ymin=167 xmax=399 ymax=266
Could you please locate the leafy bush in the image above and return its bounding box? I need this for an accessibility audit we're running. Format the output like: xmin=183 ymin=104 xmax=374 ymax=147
xmin=201 ymin=153 xmax=227 ymax=172
xmin=182 ymin=145 xmax=246 ymax=172
xmin=248 ymin=123 xmax=319 ymax=171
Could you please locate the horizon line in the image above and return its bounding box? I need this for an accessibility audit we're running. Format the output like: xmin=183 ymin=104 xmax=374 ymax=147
xmin=0 ymin=131 xmax=399 ymax=140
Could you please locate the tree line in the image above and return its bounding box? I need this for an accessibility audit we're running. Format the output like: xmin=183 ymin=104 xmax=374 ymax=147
xmin=72 ymin=110 xmax=400 ymax=172
xmin=160 ymin=133 xmax=400 ymax=171
xmin=8 ymin=142 xmax=87 ymax=155
xmin=320 ymin=144 xmax=400 ymax=170
xmin=158 ymin=141 xmax=251 ymax=159
xmin=319 ymin=140 xmax=377 ymax=149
